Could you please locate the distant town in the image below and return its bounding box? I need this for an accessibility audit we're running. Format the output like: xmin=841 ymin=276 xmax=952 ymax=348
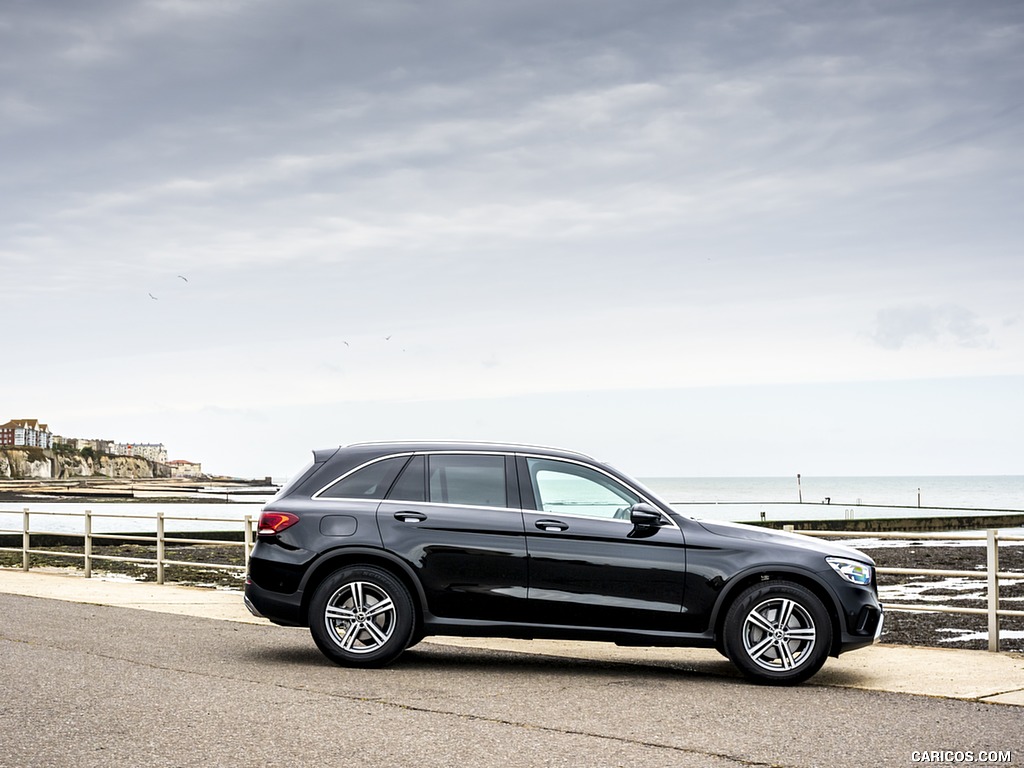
xmin=0 ymin=418 xmax=202 ymax=478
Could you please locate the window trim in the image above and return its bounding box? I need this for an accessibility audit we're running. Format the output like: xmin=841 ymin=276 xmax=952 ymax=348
xmin=309 ymin=450 xmax=675 ymax=528
xmin=312 ymin=451 xmax=521 ymax=512
xmin=312 ymin=453 xmax=415 ymax=500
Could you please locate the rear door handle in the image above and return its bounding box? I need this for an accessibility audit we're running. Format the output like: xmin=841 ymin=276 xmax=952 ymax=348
xmin=535 ymin=519 xmax=568 ymax=532
xmin=394 ymin=512 xmax=427 ymax=523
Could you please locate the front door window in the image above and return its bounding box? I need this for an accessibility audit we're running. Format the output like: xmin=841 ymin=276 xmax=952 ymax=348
xmin=528 ymin=458 xmax=639 ymax=519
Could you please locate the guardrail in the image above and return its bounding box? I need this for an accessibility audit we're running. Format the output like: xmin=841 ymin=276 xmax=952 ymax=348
xmin=3 ymin=509 xmax=1022 ymax=652
xmin=787 ymin=527 xmax=1024 ymax=652
xmin=0 ymin=508 xmax=254 ymax=584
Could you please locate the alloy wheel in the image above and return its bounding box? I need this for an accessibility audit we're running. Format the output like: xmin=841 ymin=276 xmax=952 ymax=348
xmin=741 ymin=597 xmax=817 ymax=672
xmin=324 ymin=580 xmax=398 ymax=654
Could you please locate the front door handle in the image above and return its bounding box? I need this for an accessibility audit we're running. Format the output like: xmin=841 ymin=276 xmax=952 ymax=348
xmin=394 ymin=512 xmax=427 ymax=523
xmin=535 ymin=519 xmax=568 ymax=532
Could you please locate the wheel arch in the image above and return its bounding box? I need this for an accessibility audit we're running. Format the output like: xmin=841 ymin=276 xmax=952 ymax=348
xmin=710 ymin=567 xmax=844 ymax=656
xmin=298 ymin=546 xmax=428 ymax=632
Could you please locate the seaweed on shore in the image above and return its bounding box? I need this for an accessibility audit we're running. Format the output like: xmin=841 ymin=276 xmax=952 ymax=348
xmin=860 ymin=544 xmax=1024 ymax=652
xmin=0 ymin=544 xmax=246 ymax=588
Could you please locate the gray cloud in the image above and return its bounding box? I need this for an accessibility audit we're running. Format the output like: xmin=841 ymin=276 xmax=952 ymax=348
xmin=2 ymin=0 xmax=1023 ymax=476
xmin=869 ymin=304 xmax=992 ymax=350
xmin=4 ymin=3 xmax=1022 ymax=295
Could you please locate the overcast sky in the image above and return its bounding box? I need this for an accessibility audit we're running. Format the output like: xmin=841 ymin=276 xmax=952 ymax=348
xmin=3 ymin=0 xmax=1022 ymax=479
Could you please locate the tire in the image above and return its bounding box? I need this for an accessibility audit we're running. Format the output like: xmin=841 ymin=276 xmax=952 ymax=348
xmin=309 ymin=566 xmax=415 ymax=668
xmin=722 ymin=580 xmax=832 ymax=685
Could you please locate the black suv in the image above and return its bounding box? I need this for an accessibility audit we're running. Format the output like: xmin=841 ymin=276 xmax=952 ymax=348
xmin=245 ymin=441 xmax=882 ymax=684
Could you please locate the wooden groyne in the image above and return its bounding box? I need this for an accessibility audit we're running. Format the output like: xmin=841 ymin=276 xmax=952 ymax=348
xmin=755 ymin=513 xmax=1024 ymax=532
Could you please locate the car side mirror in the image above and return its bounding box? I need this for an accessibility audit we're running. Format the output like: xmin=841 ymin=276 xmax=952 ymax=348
xmin=629 ymin=503 xmax=665 ymax=527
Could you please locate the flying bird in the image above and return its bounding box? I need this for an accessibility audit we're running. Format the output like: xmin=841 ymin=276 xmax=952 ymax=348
xmin=177 ymin=275 xmax=188 ymax=282
xmin=148 ymin=293 xmax=158 ymax=300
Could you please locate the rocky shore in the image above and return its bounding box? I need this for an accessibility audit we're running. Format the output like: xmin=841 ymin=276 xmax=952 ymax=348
xmin=0 ymin=448 xmax=170 ymax=481
xmin=0 ymin=476 xmax=273 ymax=503
xmin=861 ymin=542 xmax=1024 ymax=652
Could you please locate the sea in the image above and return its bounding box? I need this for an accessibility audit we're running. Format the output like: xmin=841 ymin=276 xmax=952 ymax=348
xmin=640 ymin=475 xmax=1024 ymax=511
xmin=1 ymin=475 xmax=1021 ymax=536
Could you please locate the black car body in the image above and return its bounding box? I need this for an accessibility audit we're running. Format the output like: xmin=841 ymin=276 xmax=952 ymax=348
xmin=245 ymin=441 xmax=882 ymax=684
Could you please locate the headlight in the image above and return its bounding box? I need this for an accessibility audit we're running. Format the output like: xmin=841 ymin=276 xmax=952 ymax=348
xmin=826 ymin=557 xmax=873 ymax=586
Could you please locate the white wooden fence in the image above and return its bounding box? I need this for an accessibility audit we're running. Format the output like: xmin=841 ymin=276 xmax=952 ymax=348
xmin=789 ymin=527 xmax=1024 ymax=652
xmin=3 ymin=509 xmax=1022 ymax=651
xmin=0 ymin=508 xmax=253 ymax=584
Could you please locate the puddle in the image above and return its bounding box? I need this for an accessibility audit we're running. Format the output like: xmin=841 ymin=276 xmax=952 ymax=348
xmin=936 ymin=628 xmax=1024 ymax=643
xmin=881 ymin=576 xmax=991 ymax=603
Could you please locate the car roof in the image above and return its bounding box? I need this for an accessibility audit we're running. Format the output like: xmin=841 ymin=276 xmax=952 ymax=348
xmin=339 ymin=440 xmax=596 ymax=461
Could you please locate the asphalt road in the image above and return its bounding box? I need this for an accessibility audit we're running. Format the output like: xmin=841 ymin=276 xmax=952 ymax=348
xmin=1 ymin=593 xmax=1019 ymax=768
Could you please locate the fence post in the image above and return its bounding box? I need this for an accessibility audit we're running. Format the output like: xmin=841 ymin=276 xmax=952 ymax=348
xmin=987 ymin=529 xmax=1000 ymax=652
xmin=243 ymin=515 xmax=253 ymax=572
xmin=157 ymin=512 xmax=165 ymax=585
xmin=84 ymin=510 xmax=93 ymax=579
xmin=22 ymin=508 xmax=30 ymax=572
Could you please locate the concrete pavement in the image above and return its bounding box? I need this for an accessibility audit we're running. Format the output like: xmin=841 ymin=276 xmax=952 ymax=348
xmin=3 ymin=566 xmax=1023 ymax=707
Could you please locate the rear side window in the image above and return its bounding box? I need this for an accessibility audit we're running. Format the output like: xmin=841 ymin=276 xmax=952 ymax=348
xmin=318 ymin=456 xmax=408 ymax=500
xmin=428 ymin=454 xmax=506 ymax=508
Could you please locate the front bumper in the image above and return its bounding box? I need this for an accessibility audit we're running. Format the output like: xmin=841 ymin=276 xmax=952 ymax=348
xmin=834 ymin=587 xmax=884 ymax=654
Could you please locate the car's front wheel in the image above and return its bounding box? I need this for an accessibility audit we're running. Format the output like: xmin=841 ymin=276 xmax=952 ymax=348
xmin=309 ymin=566 xmax=415 ymax=668
xmin=722 ymin=580 xmax=832 ymax=685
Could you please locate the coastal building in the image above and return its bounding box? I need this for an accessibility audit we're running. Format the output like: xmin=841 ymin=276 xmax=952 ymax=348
xmin=69 ymin=438 xmax=114 ymax=454
xmin=168 ymin=459 xmax=203 ymax=478
xmin=111 ymin=442 xmax=166 ymax=462
xmin=4 ymin=420 xmax=179 ymax=468
xmin=0 ymin=419 xmax=54 ymax=449
xmin=126 ymin=443 xmax=168 ymax=463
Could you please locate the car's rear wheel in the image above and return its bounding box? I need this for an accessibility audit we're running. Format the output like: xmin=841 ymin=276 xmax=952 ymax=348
xmin=722 ymin=580 xmax=832 ymax=685
xmin=309 ymin=566 xmax=414 ymax=668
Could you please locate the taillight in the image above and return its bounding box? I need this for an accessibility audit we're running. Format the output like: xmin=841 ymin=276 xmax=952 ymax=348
xmin=257 ymin=511 xmax=299 ymax=537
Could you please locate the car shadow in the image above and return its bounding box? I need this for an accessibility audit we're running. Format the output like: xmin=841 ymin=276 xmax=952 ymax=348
xmin=406 ymin=642 xmax=744 ymax=681
xmin=242 ymin=633 xmax=875 ymax=689
xmin=239 ymin=638 xmax=888 ymax=696
xmin=244 ymin=637 xmax=741 ymax=683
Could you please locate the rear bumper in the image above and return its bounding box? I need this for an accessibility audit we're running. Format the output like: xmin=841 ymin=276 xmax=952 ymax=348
xmin=244 ymin=580 xmax=305 ymax=627
xmin=243 ymin=592 xmax=264 ymax=619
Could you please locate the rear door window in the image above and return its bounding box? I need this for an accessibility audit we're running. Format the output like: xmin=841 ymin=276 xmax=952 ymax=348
xmin=428 ymin=454 xmax=507 ymax=508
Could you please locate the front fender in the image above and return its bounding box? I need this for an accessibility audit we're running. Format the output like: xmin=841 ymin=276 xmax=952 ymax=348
xmin=706 ymin=564 xmax=844 ymax=640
